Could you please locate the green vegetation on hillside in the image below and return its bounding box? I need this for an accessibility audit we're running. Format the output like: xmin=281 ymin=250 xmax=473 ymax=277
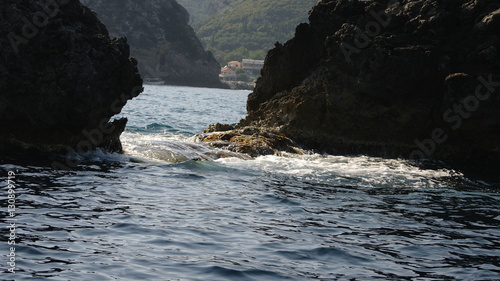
xmin=176 ymin=0 xmax=242 ymax=24
xmin=181 ymin=0 xmax=318 ymax=64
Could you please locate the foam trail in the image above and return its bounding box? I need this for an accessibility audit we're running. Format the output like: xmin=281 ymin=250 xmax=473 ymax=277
xmin=217 ymin=153 xmax=462 ymax=189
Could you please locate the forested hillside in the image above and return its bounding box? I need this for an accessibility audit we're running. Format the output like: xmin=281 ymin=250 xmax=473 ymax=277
xmin=179 ymin=0 xmax=318 ymax=63
xmin=176 ymin=0 xmax=241 ymax=24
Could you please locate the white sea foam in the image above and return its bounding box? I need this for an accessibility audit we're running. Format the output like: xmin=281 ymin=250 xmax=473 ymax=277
xmin=121 ymin=132 xmax=208 ymax=163
xmin=121 ymin=132 xmax=251 ymax=163
xmin=216 ymin=153 xmax=460 ymax=189
xmin=121 ymin=130 xmax=460 ymax=188
xmin=11 ymin=139 xmax=456 ymax=189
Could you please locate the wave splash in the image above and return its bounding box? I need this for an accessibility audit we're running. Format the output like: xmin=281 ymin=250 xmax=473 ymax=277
xmin=121 ymin=131 xmax=251 ymax=163
xmin=120 ymin=130 xmax=468 ymax=189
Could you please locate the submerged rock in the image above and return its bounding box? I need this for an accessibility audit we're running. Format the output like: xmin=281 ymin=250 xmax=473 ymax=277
xmin=225 ymin=0 xmax=499 ymax=178
xmin=0 ymin=0 xmax=143 ymax=153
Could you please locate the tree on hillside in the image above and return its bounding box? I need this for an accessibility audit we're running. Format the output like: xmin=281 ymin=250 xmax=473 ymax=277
xmin=187 ymin=0 xmax=318 ymax=64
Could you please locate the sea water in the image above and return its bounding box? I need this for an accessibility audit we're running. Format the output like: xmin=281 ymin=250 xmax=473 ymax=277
xmin=0 ymin=85 xmax=499 ymax=280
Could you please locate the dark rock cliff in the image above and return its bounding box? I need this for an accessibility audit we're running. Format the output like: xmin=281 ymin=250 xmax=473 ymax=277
xmin=204 ymin=0 xmax=500 ymax=179
xmin=0 ymin=0 xmax=143 ymax=154
xmin=80 ymin=0 xmax=225 ymax=88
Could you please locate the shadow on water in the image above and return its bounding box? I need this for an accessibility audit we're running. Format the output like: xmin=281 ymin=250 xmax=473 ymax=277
xmin=0 ymin=148 xmax=126 ymax=173
xmin=0 ymin=149 xmax=133 ymax=278
xmin=415 ymin=158 xmax=500 ymax=190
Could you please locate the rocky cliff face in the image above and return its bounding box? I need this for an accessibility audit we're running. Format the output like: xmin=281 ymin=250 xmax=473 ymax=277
xmin=205 ymin=0 xmax=500 ymax=178
xmin=0 ymin=0 xmax=143 ymax=155
xmin=81 ymin=0 xmax=225 ymax=88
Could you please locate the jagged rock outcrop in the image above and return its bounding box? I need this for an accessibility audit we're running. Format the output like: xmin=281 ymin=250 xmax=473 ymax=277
xmin=81 ymin=0 xmax=225 ymax=88
xmin=0 ymin=0 xmax=143 ymax=153
xmin=196 ymin=124 xmax=301 ymax=157
xmin=206 ymin=0 xmax=500 ymax=178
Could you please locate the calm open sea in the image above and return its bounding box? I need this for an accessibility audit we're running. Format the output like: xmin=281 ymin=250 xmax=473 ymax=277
xmin=1 ymin=85 xmax=499 ymax=280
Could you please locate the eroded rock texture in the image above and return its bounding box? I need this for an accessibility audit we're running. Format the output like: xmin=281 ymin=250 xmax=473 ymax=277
xmin=206 ymin=0 xmax=500 ymax=178
xmin=0 ymin=0 xmax=143 ymax=153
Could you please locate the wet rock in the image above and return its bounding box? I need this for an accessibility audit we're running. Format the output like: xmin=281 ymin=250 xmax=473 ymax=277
xmin=196 ymin=126 xmax=303 ymax=157
xmin=0 ymin=0 xmax=143 ymax=153
xmin=480 ymin=8 xmax=500 ymax=31
xmin=203 ymin=123 xmax=235 ymax=133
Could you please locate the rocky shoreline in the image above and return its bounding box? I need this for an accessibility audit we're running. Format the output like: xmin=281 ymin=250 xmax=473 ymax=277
xmin=200 ymin=0 xmax=500 ymax=181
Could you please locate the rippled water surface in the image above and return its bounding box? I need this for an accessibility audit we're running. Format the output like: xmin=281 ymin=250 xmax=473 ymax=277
xmin=1 ymin=86 xmax=499 ymax=281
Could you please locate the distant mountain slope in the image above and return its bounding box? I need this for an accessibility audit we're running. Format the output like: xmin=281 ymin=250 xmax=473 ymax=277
xmin=184 ymin=0 xmax=318 ymax=63
xmin=176 ymin=0 xmax=242 ymax=24
xmin=81 ymin=0 xmax=224 ymax=88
